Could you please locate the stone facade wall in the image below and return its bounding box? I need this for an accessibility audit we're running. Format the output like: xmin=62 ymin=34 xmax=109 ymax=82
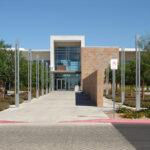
xmin=83 ymin=69 xmax=104 ymax=106
xmin=83 ymin=70 xmax=97 ymax=104
xmin=81 ymin=47 xmax=119 ymax=107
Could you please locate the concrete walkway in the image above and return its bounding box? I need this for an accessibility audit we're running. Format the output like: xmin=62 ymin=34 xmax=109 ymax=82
xmin=0 ymin=91 xmax=108 ymax=123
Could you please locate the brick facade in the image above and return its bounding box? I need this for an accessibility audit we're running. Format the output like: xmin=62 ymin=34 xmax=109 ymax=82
xmin=81 ymin=47 xmax=119 ymax=107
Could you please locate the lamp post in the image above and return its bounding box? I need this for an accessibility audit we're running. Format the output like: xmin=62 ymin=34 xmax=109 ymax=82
xmin=136 ymin=35 xmax=141 ymax=110
xmin=121 ymin=47 xmax=125 ymax=104
xmin=15 ymin=40 xmax=19 ymax=107
xmin=28 ymin=49 xmax=32 ymax=102
xmin=36 ymin=55 xmax=39 ymax=98
xmin=49 ymin=66 xmax=51 ymax=93
xmin=46 ymin=62 xmax=48 ymax=94
xmin=41 ymin=60 xmax=44 ymax=96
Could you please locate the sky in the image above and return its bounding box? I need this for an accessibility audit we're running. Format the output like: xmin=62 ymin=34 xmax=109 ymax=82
xmin=0 ymin=0 xmax=150 ymax=49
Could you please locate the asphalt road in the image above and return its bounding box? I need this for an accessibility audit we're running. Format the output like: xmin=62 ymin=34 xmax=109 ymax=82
xmin=0 ymin=123 xmax=135 ymax=150
xmin=113 ymin=123 xmax=150 ymax=150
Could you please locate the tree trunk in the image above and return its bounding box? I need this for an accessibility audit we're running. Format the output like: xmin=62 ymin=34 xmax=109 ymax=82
xmin=142 ymin=80 xmax=145 ymax=100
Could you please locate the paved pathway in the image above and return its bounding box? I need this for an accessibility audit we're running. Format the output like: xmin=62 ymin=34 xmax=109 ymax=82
xmin=0 ymin=91 xmax=108 ymax=123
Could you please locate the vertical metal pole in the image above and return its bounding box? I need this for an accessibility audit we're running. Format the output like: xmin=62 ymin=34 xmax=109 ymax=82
xmin=112 ymin=53 xmax=116 ymax=118
xmin=106 ymin=58 xmax=109 ymax=96
xmin=28 ymin=49 xmax=32 ymax=102
xmin=121 ymin=47 xmax=125 ymax=104
xmin=113 ymin=70 xmax=116 ymax=118
xmin=41 ymin=60 xmax=44 ymax=96
xmin=49 ymin=66 xmax=51 ymax=93
xmin=30 ymin=50 xmax=32 ymax=100
xmin=36 ymin=55 xmax=39 ymax=98
xmin=46 ymin=62 xmax=48 ymax=94
xmin=15 ymin=40 xmax=19 ymax=107
xmin=136 ymin=35 xmax=141 ymax=110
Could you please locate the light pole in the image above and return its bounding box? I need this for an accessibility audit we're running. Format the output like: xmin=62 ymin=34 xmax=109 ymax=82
xmin=15 ymin=40 xmax=19 ymax=107
xmin=36 ymin=55 xmax=39 ymax=98
xmin=28 ymin=49 xmax=32 ymax=102
xmin=121 ymin=47 xmax=125 ymax=104
xmin=49 ymin=66 xmax=51 ymax=93
xmin=46 ymin=62 xmax=48 ymax=94
xmin=41 ymin=60 xmax=44 ymax=96
xmin=136 ymin=35 xmax=141 ymax=110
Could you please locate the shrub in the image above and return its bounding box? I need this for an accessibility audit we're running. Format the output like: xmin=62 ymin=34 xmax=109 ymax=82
xmin=0 ymin=102 xmax=10 ymax=111
xmin=116 ymin=107 xmax=127 ymax=113
xmin=144 ymin=109 xmax=150 ymax=118
xmin=120 ymin=109 xmax=144 ymax=119
xmin=124 ymin=100 xmax=136 ymax=107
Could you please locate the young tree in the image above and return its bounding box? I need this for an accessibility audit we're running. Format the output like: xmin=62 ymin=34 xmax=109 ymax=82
xmin=125 ymin=60 xmax=136 ymax=96
xmin=141 ymin=49 xmax=150 ymax=100
xmin=0 ymin=40 xmax=13 ymax=99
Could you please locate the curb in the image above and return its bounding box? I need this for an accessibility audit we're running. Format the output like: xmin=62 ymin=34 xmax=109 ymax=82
xmin=0 ymin=120 xmax=27 ymax=124
xmin=60 ymin=119 xmax=150 ymax=124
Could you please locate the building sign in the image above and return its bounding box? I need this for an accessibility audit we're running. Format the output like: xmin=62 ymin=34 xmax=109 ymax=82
xmin=111 ymin=59 xmax=118 ymax=70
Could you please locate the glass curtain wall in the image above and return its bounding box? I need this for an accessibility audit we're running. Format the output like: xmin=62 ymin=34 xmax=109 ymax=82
xmin=54 ymin=46 xmax=81 ymax=90
xmin=55 ymin=47 xmax=81 ymax=71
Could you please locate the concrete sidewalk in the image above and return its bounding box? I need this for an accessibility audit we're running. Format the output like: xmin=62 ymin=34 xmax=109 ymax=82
xmin=0 ymin=91 xmax=108 ymax=123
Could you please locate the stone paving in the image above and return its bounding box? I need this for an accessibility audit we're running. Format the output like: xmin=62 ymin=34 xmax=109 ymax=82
xmin=0 ymin=91 xmax=108 ymax=123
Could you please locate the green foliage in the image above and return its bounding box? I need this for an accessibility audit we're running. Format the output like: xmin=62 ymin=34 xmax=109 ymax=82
xmin=0 ymin=40 xmax=51 ymax=93
xmin=125 ymin=61 xmax=136 ymax=86
xmin=124 ymin=100 xmax=136 ymax=107
xmin=141 ymin=50 xmax=150 ymax=85
xmin=116 ymin=106 xmax=150 ymax=119
xmin=145 ymin=109 xmax=150 ymax=118
xmin=120 ymin=109 xmax=144 ymax=119
xmin=19 ymin=52 xmax=28 ymax=90
xmin=116 ymin=107 xmax=127 ymax=113
xmin=0 ymin=41 xmax=14 ymax=84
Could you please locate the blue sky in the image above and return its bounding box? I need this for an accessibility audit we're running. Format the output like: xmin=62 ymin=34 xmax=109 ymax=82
xmin=0 ymin=0 xmax=150 ymax=49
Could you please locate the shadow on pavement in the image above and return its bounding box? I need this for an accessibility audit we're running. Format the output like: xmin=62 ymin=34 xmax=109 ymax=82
xmin=113 ymin=123 xmax=150 ymax=150
xmin=75 ymin=92 xmax=96 ymax=106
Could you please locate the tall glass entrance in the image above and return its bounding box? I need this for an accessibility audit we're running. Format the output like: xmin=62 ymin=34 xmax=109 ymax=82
xmin=56 ymin=79 xmax=66 ymax=90
xmin=55 ymin=73 xmax=80 ymax=91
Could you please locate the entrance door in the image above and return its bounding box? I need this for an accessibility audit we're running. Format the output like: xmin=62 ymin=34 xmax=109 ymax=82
xmin=57 ymin=79 xmax=66 ymax=90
